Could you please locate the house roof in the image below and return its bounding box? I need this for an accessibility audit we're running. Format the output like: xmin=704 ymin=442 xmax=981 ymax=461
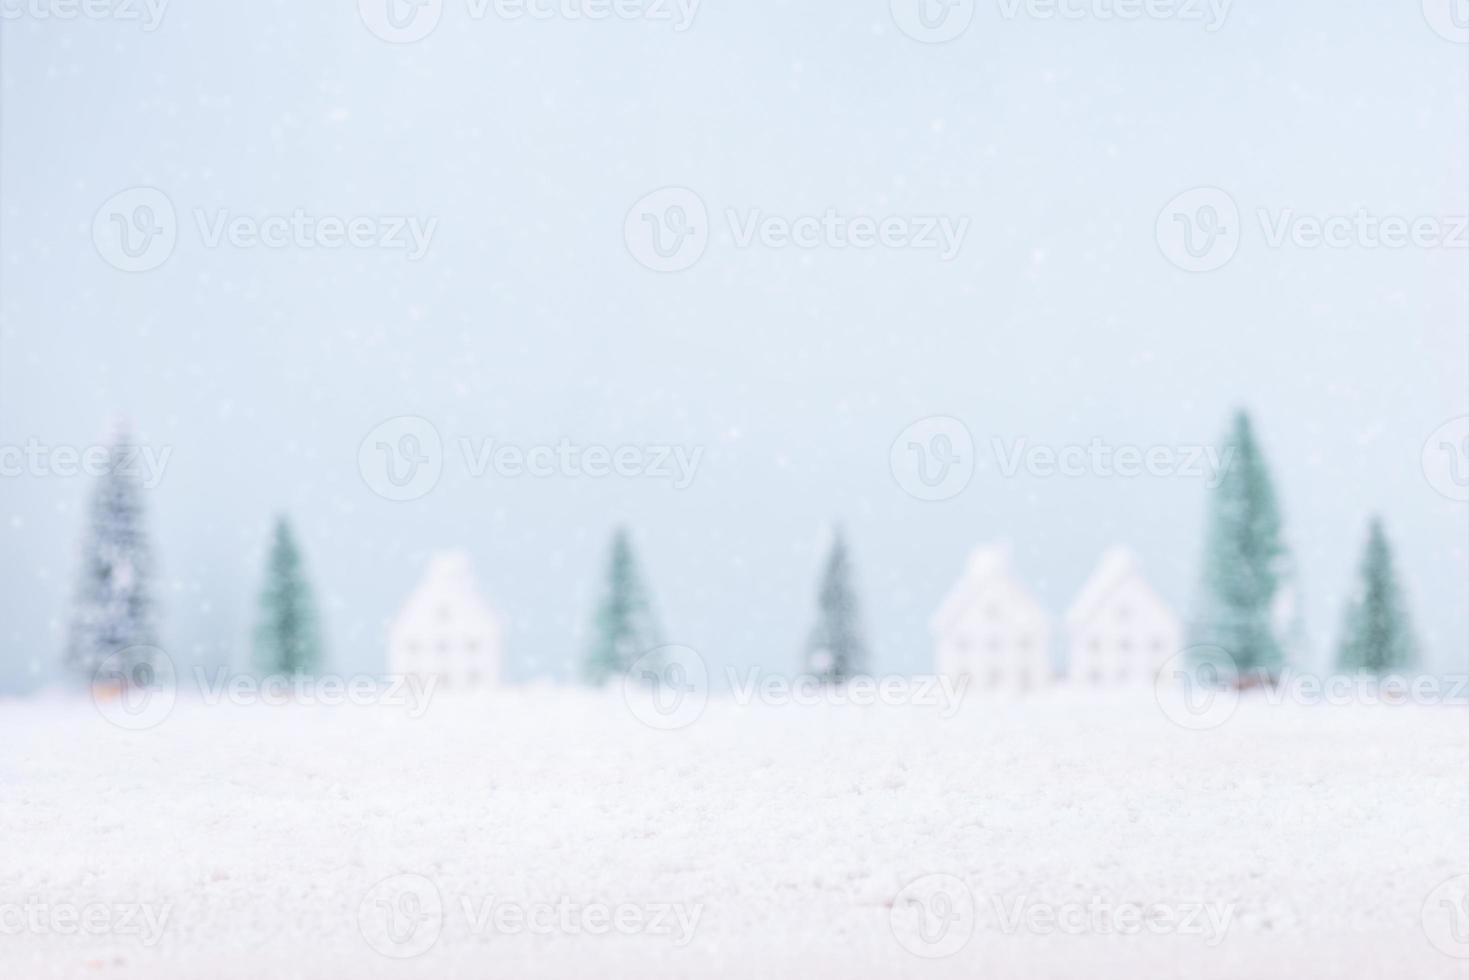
xmin=390 ymin=550 xmax=503 ymax=639
xmin=1064 ymin=546 xmax=1177 ymax=629
xmin=930 ymin=544 xmax=1049 ymax=636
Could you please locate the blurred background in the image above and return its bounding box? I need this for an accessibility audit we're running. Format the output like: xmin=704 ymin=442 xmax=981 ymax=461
xmin=1 ymin=0 xmax=1465 ymax=692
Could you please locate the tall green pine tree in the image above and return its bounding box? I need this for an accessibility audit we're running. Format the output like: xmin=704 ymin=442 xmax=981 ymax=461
xmin=804 ymin=528 xmax=869 ymax=684
xmin=1192 ymin=410 xmax=1296 ymax=680
xmin=584 ymin=527 xmax=662 ymax=685
xmin=1336 ymin=517 xmax=1417 ymax=674
xmin=66 ymin=430 xmax=159 ymax=686
xmin=254 ymin=516 xmax=323 ymax=677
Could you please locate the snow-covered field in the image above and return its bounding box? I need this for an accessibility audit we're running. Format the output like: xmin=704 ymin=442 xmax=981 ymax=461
xmin=4 ymin=687 xmax=1469 ymax=979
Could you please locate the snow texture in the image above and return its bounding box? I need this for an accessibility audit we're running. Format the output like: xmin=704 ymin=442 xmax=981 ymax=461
xmin=4 ymin=689 xmax=1468 ymax=978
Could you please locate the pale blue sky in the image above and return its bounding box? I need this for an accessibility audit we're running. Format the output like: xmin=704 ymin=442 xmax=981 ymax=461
xmin=1 ymin=0 xmax=1465 ymax=691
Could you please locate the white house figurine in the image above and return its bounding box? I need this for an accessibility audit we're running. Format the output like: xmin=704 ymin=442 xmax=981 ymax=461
xmin=932 ymin=545 xmax=1053 ymax=690
xmin=388 ymin=551 xmax=504 ymax=690
xmin=1064 ymin=547 xmax=1181 ymax=685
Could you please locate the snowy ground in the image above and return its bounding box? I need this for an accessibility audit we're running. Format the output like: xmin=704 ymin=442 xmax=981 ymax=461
xmin=4 ymin=686 xmax=1469 ymax=979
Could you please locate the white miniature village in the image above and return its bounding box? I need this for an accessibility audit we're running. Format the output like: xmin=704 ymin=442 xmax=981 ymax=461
xmin=931 ymin=544 xmax=1179 ymax=689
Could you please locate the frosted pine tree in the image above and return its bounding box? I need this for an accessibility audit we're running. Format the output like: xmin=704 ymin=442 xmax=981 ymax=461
xmin=1336 ymin=517 xmax=1417 ymax=674
xmin=584 ymin=527 xmax=662 ymax=685
xmin=803 ymin=528 xmax=869 ymax=684
xmin=254 ymin=516 xmax=324 ymax=677
xmin=65 ymin=431 xmax=159 ymax=687
xmin=1191 ymin=411 xmax=1297 ymax=684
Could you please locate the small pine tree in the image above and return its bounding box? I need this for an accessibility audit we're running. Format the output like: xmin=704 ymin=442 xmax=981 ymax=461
xmin=253 ymin=516 xmax=324 ymax=677
xmin=1191 ymin=410 xmax=1297 ymax=681
xmin=1336 ymin=517 xmax=1417 ymax=674
xmin=803 ymin=528 xmax=869 ymax=684
xmin=584 ymin=527 xmax=662 ymax=685
xmin=65 ymin=430 xmax=159 ymax=687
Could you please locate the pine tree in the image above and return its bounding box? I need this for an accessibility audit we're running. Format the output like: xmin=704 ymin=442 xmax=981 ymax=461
xmin=803 ymin=528 xmax=869 ymax=684
xmin=1336 ymin=517 xmax=1417 ymax=674
xmin=254 ymin=516 xmax=324 ymax=677
xmin=65 ymin=430 xmax=159 ymax=687
xmin=1191 ymin=410 xmax=1296 ymax=682
xmin=584 ymin=527 xmax=662 ymax=685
